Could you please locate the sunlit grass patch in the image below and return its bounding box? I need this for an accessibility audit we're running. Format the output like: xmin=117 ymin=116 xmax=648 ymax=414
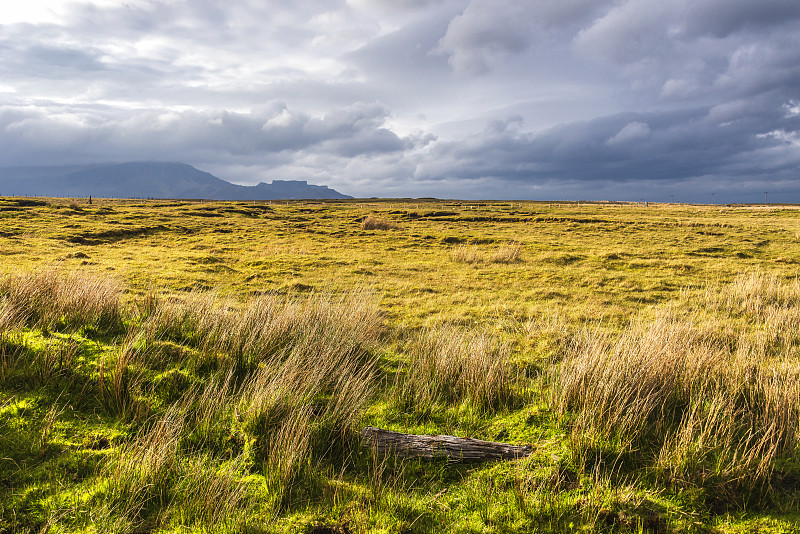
xmin=137 ymin=288 xmax=381 ymax=377
xmin=0 ymin=269 xmax=124 ymax=333
xmin=393 ymin=326 xmax=521 ymax=417
xmin=553 ymin=273 xmax=800 ymax=501
xmin=361 ymin=215 xmax=400 ymax=230
xmin=450 ymin=242 xmax=522 ymax=264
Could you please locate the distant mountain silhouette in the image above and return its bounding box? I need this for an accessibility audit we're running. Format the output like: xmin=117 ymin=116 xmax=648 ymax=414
xmin=0 ymin=162 xmax=352 ymax=200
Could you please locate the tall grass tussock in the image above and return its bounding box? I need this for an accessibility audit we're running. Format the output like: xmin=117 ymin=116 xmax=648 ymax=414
xmin=395 ymin=326 xmax=518 ymax=415
xmin=362 ymin=215 xmax=400 ymax=230
xmin=0 ymin=269 xmax=124 ymax=332
xmin=0 ymin=267 xmax=386 ymax=529
xmin=138 ymin=289 xmax=380 ymax=375
xmin=553 ymin=272 xmax=800 ymax=497
xmin=451 ymin=242 xmax=522 ymax=264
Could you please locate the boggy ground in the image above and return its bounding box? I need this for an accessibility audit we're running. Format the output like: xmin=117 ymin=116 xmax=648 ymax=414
xmin=1 ymin=197 xmax=800 ymax=533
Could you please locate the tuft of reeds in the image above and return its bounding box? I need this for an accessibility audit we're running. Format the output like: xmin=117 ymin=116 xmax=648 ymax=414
xmin=451 ymin=242 xmax=522 ymax=264
xmin=29 ymin=337 xmax=82 ymax=389
xmin=139 ymin=289 xmax=381 ymax=376
xmin=0 ymin=297 xmax=23 ymax=333
xmin=553 ymin=273 xmax=800 ymax=494
xmin=177 ymin=370 xmax=240 ymax=454
xmin=451 ymin=244 xmax=483 ymax=264
xmin=98 ymin=333 xmax=148 ymax=422
xmin=490 ymin=242 xmax=523 ymax=263
xmin=395 ymin=326 xmax=517 ymax=414
xmin=131 ymin=288 xmax=382 ymax=511
xmin=700 ymin=271 xmax=800 ymax=318
xmin=237 ymin=321 xmax=379 ymax=509
xmin=102 ymin=409 xmax=185 ymax=526
xmin=361 ymin=216 xmax=400 ymax=231
xmin=98 ymin=392 xmax=250 ymax=531
xmin=0 ymin=269 xmax=124 ymax=332
xmin=173 ymin=454 xmax=250 ymax=529
xmin=0 ymin=298 xmax=25 ymax=384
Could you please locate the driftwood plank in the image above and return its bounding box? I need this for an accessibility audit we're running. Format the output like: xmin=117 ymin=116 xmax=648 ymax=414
xmin=360 ymin=426 xmax=532 ymax=462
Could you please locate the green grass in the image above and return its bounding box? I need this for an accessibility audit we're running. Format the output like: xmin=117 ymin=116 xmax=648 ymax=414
xmin=2 ymin=197 xmax=800 ymax=532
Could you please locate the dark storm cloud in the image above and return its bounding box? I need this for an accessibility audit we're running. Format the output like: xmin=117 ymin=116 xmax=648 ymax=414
xmin=413 ymin=100 xmax=800 ymax=201
xmin=0 ymin=101 xmax=414 ymax=166
xmin=681 ymin=0 xmax=800 ymax=38
xmin=1 ymin=0 xmax=799 ymax=200
xmin=574 ymin=0 xmax=800 ymax=101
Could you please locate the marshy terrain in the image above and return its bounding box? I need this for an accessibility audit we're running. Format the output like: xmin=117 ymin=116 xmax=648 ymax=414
xmin=1 ymin=197 xmax=800 ymax=532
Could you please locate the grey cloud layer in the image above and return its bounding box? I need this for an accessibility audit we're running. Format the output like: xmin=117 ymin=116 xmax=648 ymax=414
xmin=0 ymin=0 xmax=799 ymax=200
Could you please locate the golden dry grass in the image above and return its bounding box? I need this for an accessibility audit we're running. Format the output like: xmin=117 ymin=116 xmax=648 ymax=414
xmin=361 ymin=215 xmax=400 ymax=230
xmin=451 ymin=242 xmax=522 ymax=264
xmin=0 ymin=269 xmax=124 ymax=331
xmin=554 ymin=272 xmax=800 ymax=490
xmin=395 ymin=326 xmax=517 ymax=414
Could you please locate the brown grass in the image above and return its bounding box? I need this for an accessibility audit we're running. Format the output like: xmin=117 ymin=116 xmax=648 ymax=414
xmin=101 ymin=401 xmax=250 ymax=531
xmin=130 ymin=288 xmax=382 ymax=511
xmin=0 ymin=298 xmax=23 ymax=333
xmin=98 ymin=334 xmax=149 ymax=422
xmin=490 ymin=242 xmax=523 ymax=263
xmin=553 ymin=273 xmax=800 ymax=491
xmin=102 ymin=409 xmax=185 ymax=527
xmin=0 ymin=269 xmax=124 ymax=332
xmin=450 ymin=244 xmax=483 ymax=264
xmin=139 ymin=289 xmax=381 ymax=375
xmin=238 ymin=312 xmax=379 ymax=503
xmin=174 ymin=454 xmax=249 ymax=529
xmin=395 ymin=326 xmax=517 ymax=413
xmin=451 ymin=242 xmax=522 ymax=264
xmin=361 ymin=216 xmax=400 ymax=230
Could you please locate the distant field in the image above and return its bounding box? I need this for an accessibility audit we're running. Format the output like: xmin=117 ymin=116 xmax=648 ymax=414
xmin=1 ymin=197 xmax=800 ymax=533
xmin=4 ymin=197 xmax=799 ymax=324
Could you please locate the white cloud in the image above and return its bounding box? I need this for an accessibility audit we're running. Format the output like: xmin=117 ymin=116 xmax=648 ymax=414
xmin=785 ymin=100 xmax=800 ymax=117
xmin=607 ymin=121 xmax=651 ymax=145
xmin=434 ymin=0 xmax=533 ymax=75
xmin=0 ymin=1 xmax=67 ymax=24
xmin=574 ymin=0 xmax=670 ymax=65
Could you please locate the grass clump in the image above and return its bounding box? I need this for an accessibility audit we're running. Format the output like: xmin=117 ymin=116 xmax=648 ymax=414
xmin=553 ymin=273 xmax=800 ymax=500
xmin=97 ymin=406 xmax=250 ymax=533
xmin=361 ymin=215 xmax=400 ymax=230
xmin=490 ymin=241 xmax=522 ymax=263
xmin=97 ymin=334 xmax=150 ymax=422
xmin=86 ymin=284 xmax=384 ymax=528
xmin=100 ymin=410 xmax=185 ymax=527
xmin=451 ymin=242 xmax=522 ymax=264
xmin=0 ymin=297 xmax=23 ymax=333
xmin=139 ymin=289 xmax=381 ymax=376
xmin=450 ymin=244 xmax=484 ymax=264
xmin=0 ymin=269 xmax=124 ymax=333
xmin=238 ymin=331 xmax=379 ymax=510
xmin=394 ymin=326 xmax=519 ymax=416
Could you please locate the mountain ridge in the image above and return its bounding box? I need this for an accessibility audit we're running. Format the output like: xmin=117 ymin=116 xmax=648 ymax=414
xmin=0 ymin=162 xmax=352 ymax=200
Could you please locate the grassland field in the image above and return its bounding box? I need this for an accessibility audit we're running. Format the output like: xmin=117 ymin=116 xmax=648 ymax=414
xmin=1 ymin=196 xmax=800 ymax=533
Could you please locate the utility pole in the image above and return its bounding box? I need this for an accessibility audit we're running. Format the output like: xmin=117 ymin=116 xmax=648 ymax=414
xmin=765 ymin=192 xmax=769 ymax=204
xmin=671 ymin=194 xmax=675 ymax=203
xmin=711 ymin=193 xmax=714 ymax=204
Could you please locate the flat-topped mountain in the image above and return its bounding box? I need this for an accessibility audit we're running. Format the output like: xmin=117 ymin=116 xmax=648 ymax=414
xmin=0 ymin=162 xmax=351 ymax=200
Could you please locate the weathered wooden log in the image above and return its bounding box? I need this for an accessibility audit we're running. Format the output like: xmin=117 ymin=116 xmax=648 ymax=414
xmin=360 ymin=426 xmax=532 ymax=462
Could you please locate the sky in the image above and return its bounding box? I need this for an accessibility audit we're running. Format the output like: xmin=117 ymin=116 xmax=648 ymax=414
xmin=1 ymin=0 xmax=800 ymax=202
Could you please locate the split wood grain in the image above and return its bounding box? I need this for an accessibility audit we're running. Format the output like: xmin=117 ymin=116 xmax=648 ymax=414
xmin=360 ymin=426 xmax=532 ymax=462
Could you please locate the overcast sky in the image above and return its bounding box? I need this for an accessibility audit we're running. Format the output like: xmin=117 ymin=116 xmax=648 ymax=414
xmin=1 ymin=0 xmax=800 ymax=201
